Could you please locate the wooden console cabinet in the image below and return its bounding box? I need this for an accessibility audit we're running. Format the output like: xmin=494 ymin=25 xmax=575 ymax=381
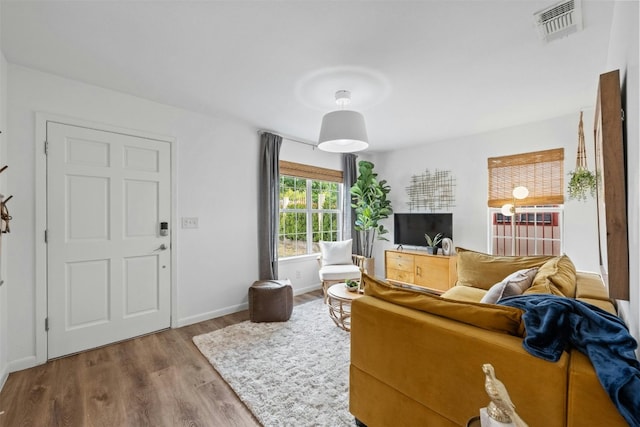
xmin=385 ymin=249 xmax=457 ymax=293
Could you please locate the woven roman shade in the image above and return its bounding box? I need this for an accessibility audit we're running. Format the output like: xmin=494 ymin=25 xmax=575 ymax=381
xmin=279 ymin=160 xmax=343 ymax=183
xmin=488 ymin=148 xmax=564 ymax=207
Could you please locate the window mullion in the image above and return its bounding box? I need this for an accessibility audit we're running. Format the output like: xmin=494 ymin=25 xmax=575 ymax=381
xmin=338 ymin=184 xmax=343 ymax=241
xmin=306 ymin=179 xmax=313 ymax=254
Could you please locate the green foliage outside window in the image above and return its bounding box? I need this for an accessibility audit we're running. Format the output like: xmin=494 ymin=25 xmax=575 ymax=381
xmin=279 ymin=176 xmax=341 ymax=257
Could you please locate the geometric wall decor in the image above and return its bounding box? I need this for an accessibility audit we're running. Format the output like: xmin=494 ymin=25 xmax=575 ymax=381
xmin=406 ymin=169 xmax=456 ymax=211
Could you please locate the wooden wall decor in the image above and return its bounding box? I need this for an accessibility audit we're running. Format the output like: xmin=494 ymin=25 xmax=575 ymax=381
xmin=594 ymin=69 xmax=629 ymax=300
xmin=406 ymin=169 xmax=456 ymax=212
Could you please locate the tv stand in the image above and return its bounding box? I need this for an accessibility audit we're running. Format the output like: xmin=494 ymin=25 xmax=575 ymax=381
xmin=384 ymin=249 xmax=457 ymax=293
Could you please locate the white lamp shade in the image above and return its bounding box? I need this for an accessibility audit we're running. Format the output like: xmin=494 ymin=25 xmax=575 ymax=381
xmin=318 ymin=110 xmax=369 ymax=153
xmin=512 ymin=186 xmax=529 ymax=200
xmin=501 ymin=203 xmax=514 ymax=216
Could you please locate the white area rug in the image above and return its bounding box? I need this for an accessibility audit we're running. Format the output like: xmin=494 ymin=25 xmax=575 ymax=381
xmin=192 ymin=298 xmax=352 ymax=427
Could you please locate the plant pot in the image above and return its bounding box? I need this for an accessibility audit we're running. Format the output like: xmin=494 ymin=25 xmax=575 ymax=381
xmin=426 ymin=247 xmax=436 ymax=255
xmin=363 ymin=257 xmax=375 ymax=276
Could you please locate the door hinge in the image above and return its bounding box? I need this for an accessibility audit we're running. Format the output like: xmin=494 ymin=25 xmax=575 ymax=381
xmin=44 ymin=230 xmax=48 ymax=243
xmin=622 ymin=108 xmax=625 ymax=121
xmin=44 ymin=140 xmax=49 ymax=155
xmin=45 ymin=317 xmax=49 ymax=332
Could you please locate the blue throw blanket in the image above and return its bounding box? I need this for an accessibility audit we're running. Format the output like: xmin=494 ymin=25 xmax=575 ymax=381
xmin=499 ymin=294 xmax=640 ymax=426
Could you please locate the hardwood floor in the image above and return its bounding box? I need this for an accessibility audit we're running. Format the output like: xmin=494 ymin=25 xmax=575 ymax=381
xmin=0 ymin=290 xmax=323 ymax=427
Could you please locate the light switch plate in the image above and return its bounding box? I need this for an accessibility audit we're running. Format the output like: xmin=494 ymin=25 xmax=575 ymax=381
xmin=181 ymin=217 xmax=199 ymax=229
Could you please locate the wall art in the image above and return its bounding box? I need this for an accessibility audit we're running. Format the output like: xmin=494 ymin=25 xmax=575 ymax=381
xmin=406 ymin=169 xmax=456 ymax=212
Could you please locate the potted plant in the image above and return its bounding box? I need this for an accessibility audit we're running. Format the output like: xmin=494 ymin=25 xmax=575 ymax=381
xmin=345 ymin=279 xmax=360 ymax=292
xmin=568 ymin=168 xmax=597 ymax=202
xmin=350 ymin=160 xmax=393 ymax=273
xmin=424 ymin=232 xmax=443 ymax=255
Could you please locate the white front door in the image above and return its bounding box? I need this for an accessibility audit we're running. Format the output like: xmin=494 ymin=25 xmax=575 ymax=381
xmin=46 ymin=122 xmax=171 ymax=359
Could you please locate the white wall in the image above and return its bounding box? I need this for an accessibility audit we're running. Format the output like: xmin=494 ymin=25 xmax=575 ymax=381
xmin=370 ymin=113 xmax=601 ymax=278
xmin=606 ymin=0 xmax=640 ymax=344
xmin=6 ymin=65 xmax=260 ymax=369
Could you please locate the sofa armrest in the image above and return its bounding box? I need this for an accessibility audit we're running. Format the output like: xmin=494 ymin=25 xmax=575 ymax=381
xmin=567 ymin=351 xmax=628 ymax=427
xmin=350 ymin=296 xmax=569 ymax=427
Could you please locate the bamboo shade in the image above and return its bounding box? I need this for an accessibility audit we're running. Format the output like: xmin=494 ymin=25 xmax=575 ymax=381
xmin=487 ymin=148 xmax=564 ymax=207
xmin=279 ymin=160 xmax=343 ymax=183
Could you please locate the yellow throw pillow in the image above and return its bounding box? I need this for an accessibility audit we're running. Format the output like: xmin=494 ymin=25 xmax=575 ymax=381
xmin=455 ymin=247 xmax=554 ymax=290
xmin=362 ymin=274 xmax=525 ymax=337
xmin=525 ymin=255 xmax=577 ymax=297
xmin=440 ymin=285 xmax=488 ymax=303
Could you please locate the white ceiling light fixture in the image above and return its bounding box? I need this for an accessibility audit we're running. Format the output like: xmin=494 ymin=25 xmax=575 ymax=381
xmin=318 ymin=90 xmax=369 ymax=153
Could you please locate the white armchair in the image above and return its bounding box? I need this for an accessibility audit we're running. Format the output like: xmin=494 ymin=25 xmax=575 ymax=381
xmin=318 ymin=239 xmax=364 ymax=303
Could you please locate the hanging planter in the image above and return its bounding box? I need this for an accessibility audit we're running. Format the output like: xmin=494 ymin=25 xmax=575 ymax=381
xmin=567 ymin=111 xmax=597 ymax=202
xmin=568 ymin=168 xmax=597 ymax=201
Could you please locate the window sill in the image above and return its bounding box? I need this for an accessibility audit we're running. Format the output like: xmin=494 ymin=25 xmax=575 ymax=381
xmin=278 ymin=254 xmax=320 ymax=264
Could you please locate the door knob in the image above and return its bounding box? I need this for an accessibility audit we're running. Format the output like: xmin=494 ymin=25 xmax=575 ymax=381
xmin=155 ymin=244 xmax=167 ymax=251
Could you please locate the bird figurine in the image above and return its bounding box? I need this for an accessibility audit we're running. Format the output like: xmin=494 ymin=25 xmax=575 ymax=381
xmin=482 ymin=364 xmax=528 ymax=427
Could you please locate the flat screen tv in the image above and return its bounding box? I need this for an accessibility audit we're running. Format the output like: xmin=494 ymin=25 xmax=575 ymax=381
xmin=393 ymin=213 xmax=453 ymax=248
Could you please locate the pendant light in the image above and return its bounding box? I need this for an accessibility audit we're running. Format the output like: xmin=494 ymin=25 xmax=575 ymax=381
xmin=318 ymin=90 xmax=369 ymax=153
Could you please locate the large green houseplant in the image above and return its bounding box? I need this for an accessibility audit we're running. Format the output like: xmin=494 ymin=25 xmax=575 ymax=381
xmin=350 ymin=160 xmax=393 ymax=262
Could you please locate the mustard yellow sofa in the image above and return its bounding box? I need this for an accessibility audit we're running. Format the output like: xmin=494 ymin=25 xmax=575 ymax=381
xmin=349 ymin=249 xmax=629 ymax=427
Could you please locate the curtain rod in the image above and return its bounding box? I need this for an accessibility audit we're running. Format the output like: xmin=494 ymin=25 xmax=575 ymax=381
xmin=257 ymin=129 xmax=318 ymax=149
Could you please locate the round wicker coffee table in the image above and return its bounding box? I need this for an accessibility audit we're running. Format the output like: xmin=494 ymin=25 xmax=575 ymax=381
xmin=327 ymin=283 xmax=363 ymax=331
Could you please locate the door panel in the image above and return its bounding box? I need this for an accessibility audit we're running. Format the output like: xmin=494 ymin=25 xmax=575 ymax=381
xmin=47 ymin=122 xmax=171 ymax=359
xmin=67 ymin=175 xmax=110 ymax=240
xmin=125 ymin=180 xmax=158 ymax=237
xmin=66 ymin=259 xmax=110 ymax=328
xmin=124 ymin=255 xmax=159 ymax=317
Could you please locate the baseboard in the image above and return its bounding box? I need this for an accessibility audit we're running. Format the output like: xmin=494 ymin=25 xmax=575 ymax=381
xmin=175 ymin=283 xmax=322 ymax=328
xmin=293 ymin=283 xmax=322 ymax=295
xmin=7 ymin=355 xmax=38 ymax=374
xmin=0 ymin=363 xmax=8 ymax=392
xmin=176 ymin=302 xmax=249 ymax=328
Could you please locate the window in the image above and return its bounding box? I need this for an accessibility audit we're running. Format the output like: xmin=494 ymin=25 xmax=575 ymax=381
xmin=278 ymin=161 xmax=343 ymax=258
xmin=487 ymin=149 xmax=565 ymax=256
xmin=490 ymin=207 xmax=563 ymax=256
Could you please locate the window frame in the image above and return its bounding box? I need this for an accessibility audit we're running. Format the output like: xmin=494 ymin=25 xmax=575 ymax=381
xmin=278 ymin=162 xmax=344 ymax=260
xmin=488 ymin=206 xmax=564 ymax=256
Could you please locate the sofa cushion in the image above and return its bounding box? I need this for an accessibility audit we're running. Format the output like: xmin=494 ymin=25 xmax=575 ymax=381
xmin=440 ymin=285 xmax=487 ymax=302
xmin=525 ymin=255 xmax=577 ymax=297
xmin=319 ymin=239 xmax=352 ymax=265
xmin=362 ymin=274 xmax=525 ymax=336
xmin=575 ymin=271 xmax=610 ymax=301
xmin=576 ymin=298 xmax=617 ymax=315
xmin=455 ymin=247 xmax=554 ymax=290
xmin=480 ymin=267 xmax=539 ymax=304
xmin=318 ymin=264 xmax=361 ymax=281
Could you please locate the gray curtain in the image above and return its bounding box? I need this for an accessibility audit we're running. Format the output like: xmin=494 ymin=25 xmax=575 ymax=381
xmin=342 ymin=153 xmax=362 ymax=255
xmin=258 ymin=132 xmax=282 ymax=280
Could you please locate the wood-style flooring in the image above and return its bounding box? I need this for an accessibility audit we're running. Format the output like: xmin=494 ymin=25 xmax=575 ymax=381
xmin=0 ymin=290 xmax=323 ymax=427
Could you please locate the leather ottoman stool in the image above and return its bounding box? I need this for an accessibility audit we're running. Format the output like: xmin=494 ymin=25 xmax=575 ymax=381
xmin=248 ymin=279 xmax=293 ymax=322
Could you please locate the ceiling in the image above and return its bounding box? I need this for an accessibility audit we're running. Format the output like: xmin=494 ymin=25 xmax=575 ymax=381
xmin=1 ymin=1 xmax=616 ymax=152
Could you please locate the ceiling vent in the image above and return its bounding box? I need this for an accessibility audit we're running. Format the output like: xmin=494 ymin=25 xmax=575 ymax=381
xmin=534 ymin=0 xmax=583 ymax=43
